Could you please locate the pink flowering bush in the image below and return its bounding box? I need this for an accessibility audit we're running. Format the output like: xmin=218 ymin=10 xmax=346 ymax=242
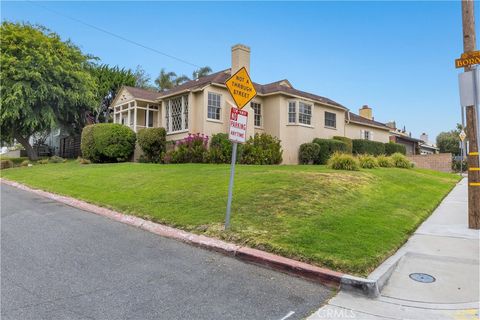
xmin=164 ymin=133 xmax=209 ymax=163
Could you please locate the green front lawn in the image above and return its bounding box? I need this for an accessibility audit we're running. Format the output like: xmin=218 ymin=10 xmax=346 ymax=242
xmin=1 ymin=162 xmax=460 ymax=275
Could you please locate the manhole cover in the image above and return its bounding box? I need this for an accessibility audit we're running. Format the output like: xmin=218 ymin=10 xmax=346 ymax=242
xmin=409 ymin=273 xmax=436 ymax=283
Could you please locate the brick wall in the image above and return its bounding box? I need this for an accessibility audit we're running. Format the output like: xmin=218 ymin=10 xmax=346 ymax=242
xmin=407 ymin=153 xmax=452 ymax=173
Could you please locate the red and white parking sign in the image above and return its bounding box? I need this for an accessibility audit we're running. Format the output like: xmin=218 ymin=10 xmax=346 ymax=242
xmin=229 ymin=107 xmax=248 ymax=143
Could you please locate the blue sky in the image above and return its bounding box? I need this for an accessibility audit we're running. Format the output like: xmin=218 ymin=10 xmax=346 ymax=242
xmin=2 ymin=1 xmax=479 ymax=141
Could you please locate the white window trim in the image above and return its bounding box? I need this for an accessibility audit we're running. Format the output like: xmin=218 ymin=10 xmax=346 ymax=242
xmin=287 ymin=100 xmax=314 ymax=128
xmin=251 ymin=101 xmax=263 ymax=128
xmin=207 ymin=92 xmax=222 ymax=122
xmin=165 ymin=95 xmax=189 ymax=135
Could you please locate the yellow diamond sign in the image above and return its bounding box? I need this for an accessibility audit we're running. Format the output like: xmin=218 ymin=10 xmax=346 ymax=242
xmin=225 ymin=67 xmax=257 ymax=109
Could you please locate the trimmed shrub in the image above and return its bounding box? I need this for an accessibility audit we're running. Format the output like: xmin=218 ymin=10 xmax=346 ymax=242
xmin=49 ymin=155 xmax=65 ymax=163
xmin=207 ymin=133 xmax=242 ymax=164
xmin=385 ymin=142 xmax=406 ymax=155
xmin=333 ymin=136 xmax=353 ymax=154
xmin=0 ymin=159 xmax=14 ymax=169
xmin=20 ymin=160 xmax=30 ymax=167
xmin=299 ymin=143 xmax=321 ymax=164
xmin=169 ymin=133 xmax=209 ymax=163
xmin=37 ymin=159 xmax=49 ymax=164
xmin=77 ymin=157 xmax=91 ymax=165
xmin=240 ymin=133 xmax=283 ymax=165
xmin=81 ymin=123 xmax=136 ymax=163
xmin=0 ymin=156 xmax=28 ymax=166
xmin=376 ymin=155 xmax=394 ymax=167
xmin=391 ymin=152 xmax=412 ymax=168
xmin=352 ymin=139 xmax=386 ymax=156
xmin=312 ymin=138 xmax=348 ymax=164
xmin=358 ymin=154 xmax=378 ymax=169
xmin=327 ymin=152 xmax=359 ymax=171
xmin=137 ymin=127 xmax=167 ymax=163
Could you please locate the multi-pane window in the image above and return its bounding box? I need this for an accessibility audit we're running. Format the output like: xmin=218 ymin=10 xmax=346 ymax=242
xmin=147 ymin=110 xmax=154 ymax=127
xmin=298 ymin=102 xmax=312 ymax=125
xmin=208 ymin=92 xmax=221 ymax=120
xmin=325 ymin=112 xmax=336 ymax=128
xmin=165 ymin=95 xmax=188 ymax=133
xmin=251 ymin=102 xmax=262 ymax=127
xmin=364 ymin=130 xmax=371 ymax=140
xmin=288 ymin=101 xmax=296 ymax=123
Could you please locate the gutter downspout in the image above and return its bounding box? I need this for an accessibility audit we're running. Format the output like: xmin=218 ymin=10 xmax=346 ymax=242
xmin=345 ymin=110 xmax=351 ymax=137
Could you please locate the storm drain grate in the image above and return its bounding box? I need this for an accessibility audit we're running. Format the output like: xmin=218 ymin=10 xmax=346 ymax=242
xmin=409 ymin=273 xmax=436 ymax=283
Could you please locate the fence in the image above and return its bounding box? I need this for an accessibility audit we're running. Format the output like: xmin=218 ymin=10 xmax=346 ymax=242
xmin=407 ymin=153 xmax=452 ymax=173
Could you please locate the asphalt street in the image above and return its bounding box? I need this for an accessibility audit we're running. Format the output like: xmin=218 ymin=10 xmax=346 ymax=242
xmin=1 ymin=184 xmax=331 ymax=320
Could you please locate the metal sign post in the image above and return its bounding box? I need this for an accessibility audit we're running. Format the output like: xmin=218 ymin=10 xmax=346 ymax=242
xmin=224 ymin=142 xmax=238 ymax=230
xmin=223 ymin=68 xmax=257 ymax=230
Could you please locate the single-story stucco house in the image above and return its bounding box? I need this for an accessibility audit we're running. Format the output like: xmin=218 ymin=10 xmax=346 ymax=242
xmin=110 ymin=44 xmax=392 ymax=164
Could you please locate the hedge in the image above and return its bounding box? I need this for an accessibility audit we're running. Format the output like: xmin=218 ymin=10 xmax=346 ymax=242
xmin=333 ymin=136 xmax=353 ymax=154
xmin=299 ymin=143 xmax=320 ymax=164
xmin=137 ymin=127 xmax=167 ymax=163
xmin=207 ymin=133 xmax=243 ymax=164
xmin=240 ymin=133 xmax=283 ymax=165
xmin=352 ymin=139 xmax=386 ymax=156
xmin=81 ymin=123 xmax=136 ymax=163
xmin=312 ymin=138 xmax=348 ymax=164
xmin=385 ymin=142 xmax=406 ymax=155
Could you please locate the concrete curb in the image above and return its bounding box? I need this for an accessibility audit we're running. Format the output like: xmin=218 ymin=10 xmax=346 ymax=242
xmin=1 ymin=178 xmax=378 ymax=295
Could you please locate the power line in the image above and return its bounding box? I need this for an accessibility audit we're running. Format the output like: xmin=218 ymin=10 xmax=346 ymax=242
xmin=26 ymin=1 xmax=202 ymax=68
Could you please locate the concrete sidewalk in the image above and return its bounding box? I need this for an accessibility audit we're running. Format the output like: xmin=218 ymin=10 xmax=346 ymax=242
xmin=309 ymin=178 xmax=480 ymax=320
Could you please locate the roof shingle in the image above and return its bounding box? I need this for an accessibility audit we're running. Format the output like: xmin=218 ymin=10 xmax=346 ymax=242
xmin=120 ymin=69 xmax=347 ymax=110
xmin=347 ymin=112 xmax=390 ymax=130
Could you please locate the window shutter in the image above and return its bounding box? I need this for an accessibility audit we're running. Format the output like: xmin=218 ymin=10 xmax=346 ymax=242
xmin=360 ymin=129 xmax=364 ymax=139
xmin=370 ymin=131 xmax=374 ymax=141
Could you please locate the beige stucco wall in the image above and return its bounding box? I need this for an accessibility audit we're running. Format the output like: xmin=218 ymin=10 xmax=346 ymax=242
xmin=275 ymin=96 xmax=346 ymax=164
xmin=344 ymin=122 xmax=390 ymax=143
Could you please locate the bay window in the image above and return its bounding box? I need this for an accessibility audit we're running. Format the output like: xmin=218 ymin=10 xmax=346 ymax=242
xmin=165 ymin=95 xmax=188 ymax=133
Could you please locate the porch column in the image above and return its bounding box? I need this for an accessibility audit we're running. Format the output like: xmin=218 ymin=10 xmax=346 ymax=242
xmin=146 ymin=105 xmax=150 ymax=128
xmin=133 ymin=101 xmax=137 ymax=132
xmin=127 ymin=105 xmax=131 ymax=128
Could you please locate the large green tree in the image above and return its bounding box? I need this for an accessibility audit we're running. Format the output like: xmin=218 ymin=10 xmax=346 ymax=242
xmin=88 ymin=64 xmax=136 ymax=123
xmin=436 ymin=124 xmax=463 ymax=155
xmin=0 ymin=22 xmax=97 ymax=160
xmin=133 ymin=65 xmax=154 ymax=89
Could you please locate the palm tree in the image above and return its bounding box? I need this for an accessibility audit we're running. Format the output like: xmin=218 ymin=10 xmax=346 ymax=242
xmin=155 ymin=69 xmax=177 ymax=91
xmin=174 ymin=75 xmax=190 ymax=86
xmin=192 ymin=66 xmax=212 ymax=80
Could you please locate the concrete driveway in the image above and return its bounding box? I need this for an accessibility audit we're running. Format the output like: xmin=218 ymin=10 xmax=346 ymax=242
xmin=1 ymin=184 xmax=331 ymax=320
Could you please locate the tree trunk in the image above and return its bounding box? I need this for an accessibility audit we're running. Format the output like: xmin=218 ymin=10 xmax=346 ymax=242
xmin=14 ymin=134 xmax=38 ymax=161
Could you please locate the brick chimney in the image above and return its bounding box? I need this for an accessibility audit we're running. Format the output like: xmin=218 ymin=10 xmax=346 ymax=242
xmin=231 ymin=44 xmax=250 ymax=74
xmin=359 ymin=105 xmax=373 ymax=120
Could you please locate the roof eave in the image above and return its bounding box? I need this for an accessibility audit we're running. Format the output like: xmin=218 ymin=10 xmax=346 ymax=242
xmin=348 ymin=119 xmax=390 ymax=131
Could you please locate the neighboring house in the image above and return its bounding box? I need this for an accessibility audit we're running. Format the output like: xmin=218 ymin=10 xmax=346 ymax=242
xmin=110 ymin=44 xmax=391 ymax=164
xmin=418 ymin=133 xmax=440 ymax=155
xmin=386 ymin=122 xmax=423 ymax=155
xmin=344 ymin=105 xmax=390 ymax=143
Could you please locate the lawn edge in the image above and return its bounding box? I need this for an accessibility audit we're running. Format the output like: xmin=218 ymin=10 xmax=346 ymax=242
xmin=1 ymin=178 xmax=379 ymax=295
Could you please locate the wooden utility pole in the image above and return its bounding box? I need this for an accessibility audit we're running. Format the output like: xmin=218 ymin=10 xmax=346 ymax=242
xmin=461 ymin=0 xmax=480 ymax=229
